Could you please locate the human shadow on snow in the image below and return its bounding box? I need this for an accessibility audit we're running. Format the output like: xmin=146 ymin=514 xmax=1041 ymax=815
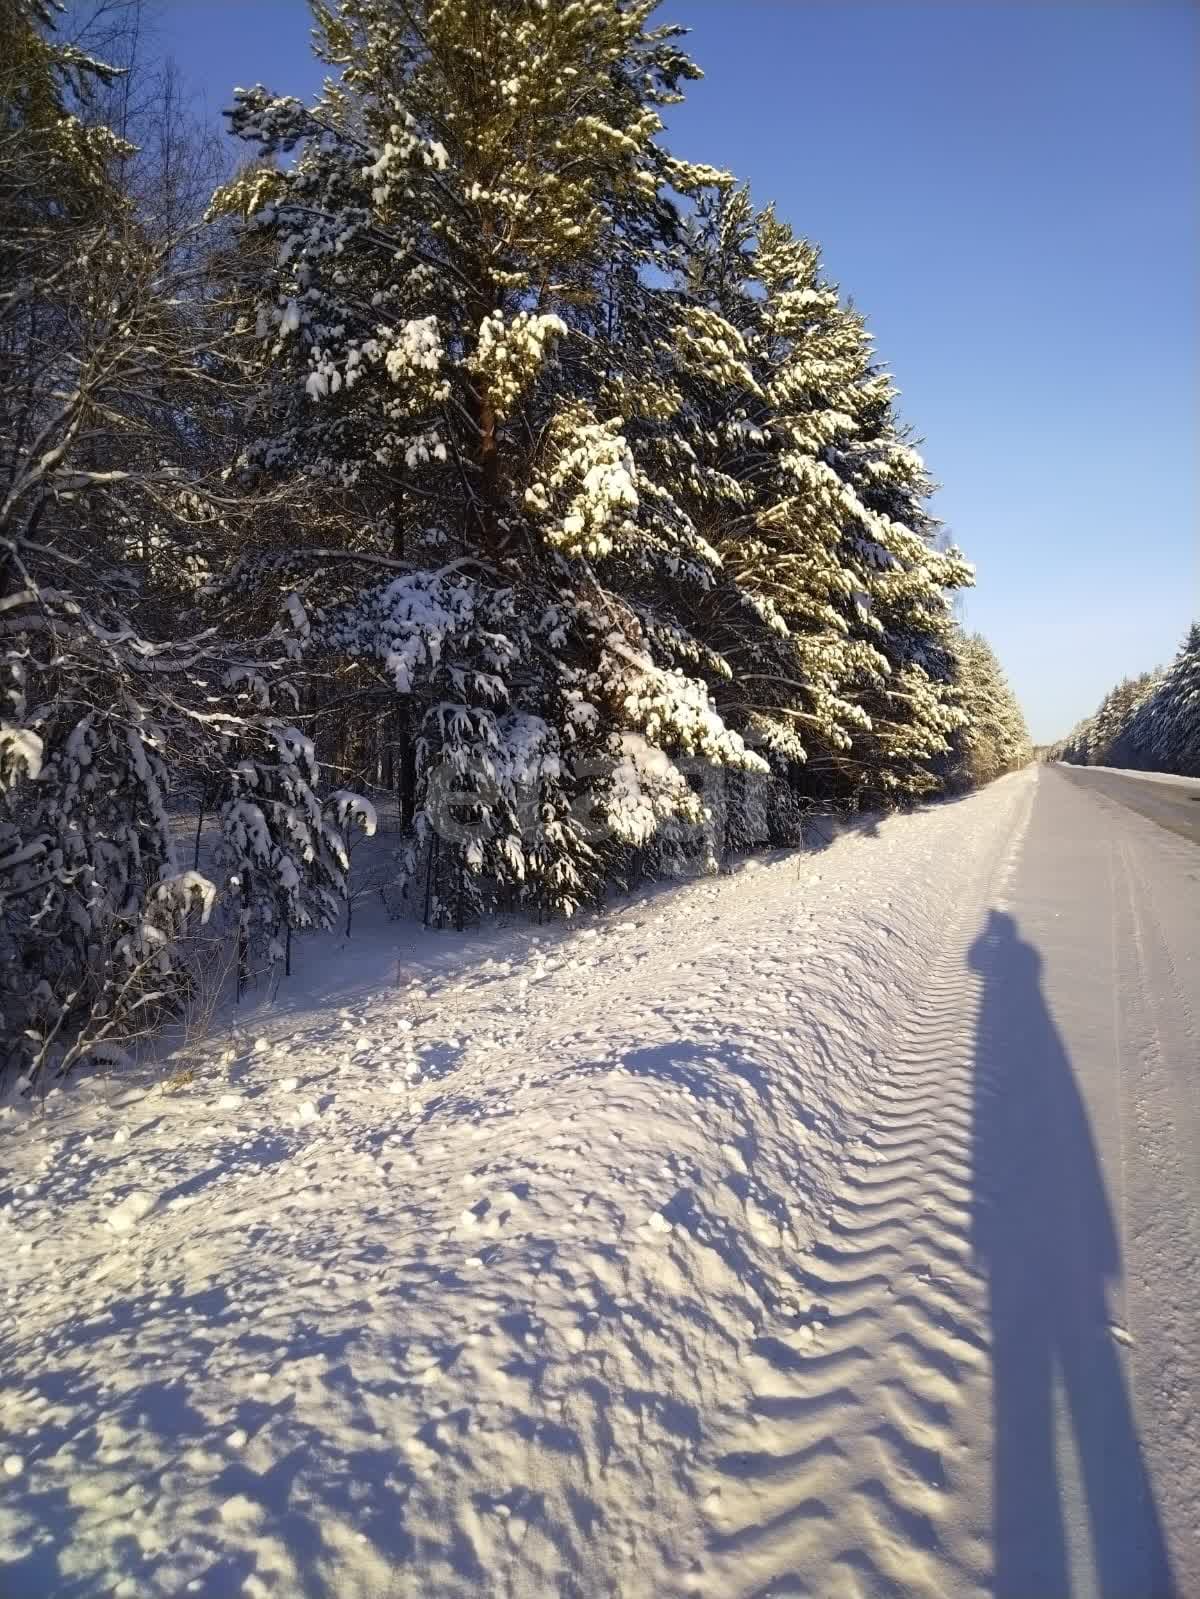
xmin=969 ymin=909 xmax=1175 ymax=1598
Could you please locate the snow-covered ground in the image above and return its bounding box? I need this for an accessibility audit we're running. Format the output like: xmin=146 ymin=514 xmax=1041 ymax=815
xmin=2 ymin=766 xmax=1197 ymax=1599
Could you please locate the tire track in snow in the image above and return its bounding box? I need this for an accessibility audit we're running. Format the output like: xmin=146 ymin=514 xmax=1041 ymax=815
xmin=1113 ymin=841 xmax=1200 ymax=1596
xmin=690 ymin=789 xmax=1038 ymax=1599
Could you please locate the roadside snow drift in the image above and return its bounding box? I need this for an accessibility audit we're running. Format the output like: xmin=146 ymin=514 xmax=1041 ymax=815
xmin=1 ymin=776 xmax=1033 ymax=1598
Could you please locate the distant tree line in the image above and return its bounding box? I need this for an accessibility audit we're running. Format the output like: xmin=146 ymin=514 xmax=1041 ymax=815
xmin=1050 ymin=624 xmax=1199 ymax=775
xmin=1 ymin=0 xmax=1029 ymax=1085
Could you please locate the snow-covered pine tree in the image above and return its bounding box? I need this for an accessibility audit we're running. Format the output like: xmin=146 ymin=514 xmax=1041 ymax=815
xmin=1052 ymin=710 xmax=1096 ymax=766
xmin=825 ymin=360 xmax=972 ymax=802
xmin=215 ymin=0 xmax=768 ymax=918
xmin=1085 ymin=673 xmax=1148 ymax=766
xmin=944 ymin=630 xmax=1031 ymax=787
xmin=0 ymin=1 xmax=357 ymax=1085
xmin=653 ymin=187 xmax=864 ymax=844
xmin=1054 ymin=668 xmax=1159 ymax=769
xmin=1103 ymin=670 xmax=1160 ymax=769
xmin=217 ymin=725 xmax=377 ymax=991
xmin=1127 ymin=623 xmax=1200 ymax=775
xmin=739 ymin=203 xmax=894 ymax=792
xmin=670 ymin=187 xmax=971 ymax=812
xmin=1050 ymin=659 xmax=1173 ymax=772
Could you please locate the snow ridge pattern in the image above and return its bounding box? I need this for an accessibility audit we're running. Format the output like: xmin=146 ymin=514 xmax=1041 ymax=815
xmin=700 ymin=779 xmax=1035 ymax=1596
xmin=2 ymin=777 xmax=1032 ymax=1598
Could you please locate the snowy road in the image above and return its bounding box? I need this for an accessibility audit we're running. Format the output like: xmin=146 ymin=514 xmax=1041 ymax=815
xmin=1053 ymin=762 xmax=1200 ymax=846
xmin=2 ymin=767 xmax=1198 ymax=1597
xmin=703 ymin=766 xmax=1199 ymax=1599
xmin=963 ymin=764 xmax=1200 ymax=1599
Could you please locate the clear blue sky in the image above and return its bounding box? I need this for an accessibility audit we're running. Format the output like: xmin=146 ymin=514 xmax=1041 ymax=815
xmin=148 ymin=1 xmax=1196 ymax=743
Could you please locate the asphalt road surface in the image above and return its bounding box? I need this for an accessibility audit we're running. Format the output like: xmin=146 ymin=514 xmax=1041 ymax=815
xmin=1052 ymin=762 xmax=1200 ymax=848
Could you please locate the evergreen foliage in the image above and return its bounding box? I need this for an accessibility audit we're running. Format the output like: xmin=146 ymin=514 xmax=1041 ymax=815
xmin=0 ymin=0 xmax=357 ymax=1085
xmin=1052 ymin=623 xmax=1199 ymax=775
xmin=0 ymin=0 xmax=1031 ymax=1082
xmin=943 ymin=632 xmax=1031 ymax=788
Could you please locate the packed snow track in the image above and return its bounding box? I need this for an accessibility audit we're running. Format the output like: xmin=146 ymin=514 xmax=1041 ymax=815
xmin=2 ymin=766 xmax=1196 ymax=1598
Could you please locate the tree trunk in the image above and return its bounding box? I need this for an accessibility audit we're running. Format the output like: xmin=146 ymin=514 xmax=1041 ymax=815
xmin=476 ymin=380 xmax=501 ymax=556
xmin=398 ymin=704 xmax=417 ymax=829
xmin=423 ymin=831 xmax=437 ymax=927
xmin=193 ymin=782 xmax=207 ymax=870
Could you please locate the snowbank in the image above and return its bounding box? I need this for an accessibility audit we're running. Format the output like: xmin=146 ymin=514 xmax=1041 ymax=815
xmin=1065 ymin=763 xmax=1200 ymax=789
xmin=0 ymin=775 xmax=1033 ymax=1598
